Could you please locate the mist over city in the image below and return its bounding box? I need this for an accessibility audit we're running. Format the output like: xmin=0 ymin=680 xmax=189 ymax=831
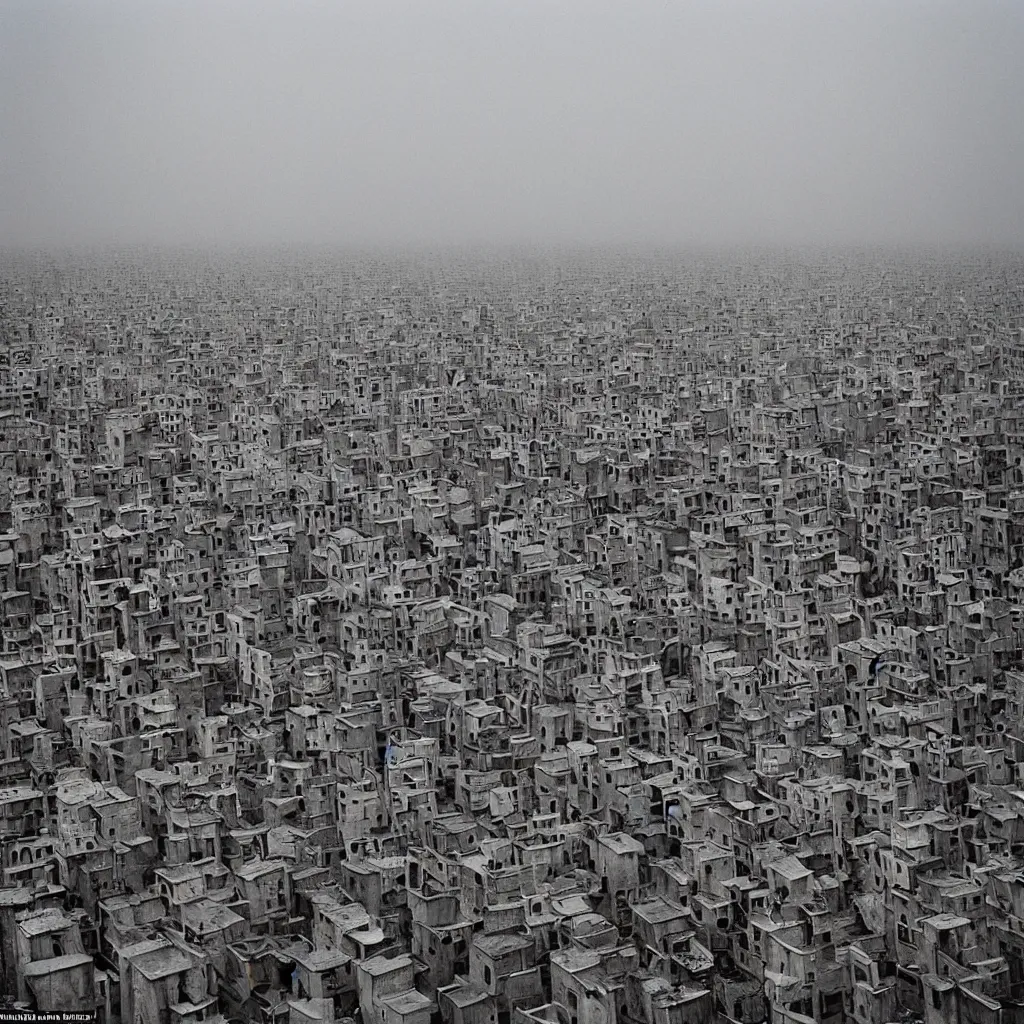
xmin=3 ymin=1 xmax=1023 ymax=251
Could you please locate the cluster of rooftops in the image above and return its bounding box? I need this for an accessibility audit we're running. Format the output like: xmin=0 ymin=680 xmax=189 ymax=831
xmin=0 ymin=248 xmax=1023 ymax=1023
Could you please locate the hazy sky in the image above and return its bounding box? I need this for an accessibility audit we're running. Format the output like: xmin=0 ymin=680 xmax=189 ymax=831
xmin=2 ymin=0 xmax=1022 ymax=249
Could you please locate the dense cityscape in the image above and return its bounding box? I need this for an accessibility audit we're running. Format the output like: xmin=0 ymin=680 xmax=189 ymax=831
xmin=0 ymin=247 xmax=1020 ymax=1023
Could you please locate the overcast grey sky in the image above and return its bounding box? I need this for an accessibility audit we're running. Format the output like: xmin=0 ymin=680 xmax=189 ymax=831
xmin=1 ymin=0 xmax=1022 ymax=249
